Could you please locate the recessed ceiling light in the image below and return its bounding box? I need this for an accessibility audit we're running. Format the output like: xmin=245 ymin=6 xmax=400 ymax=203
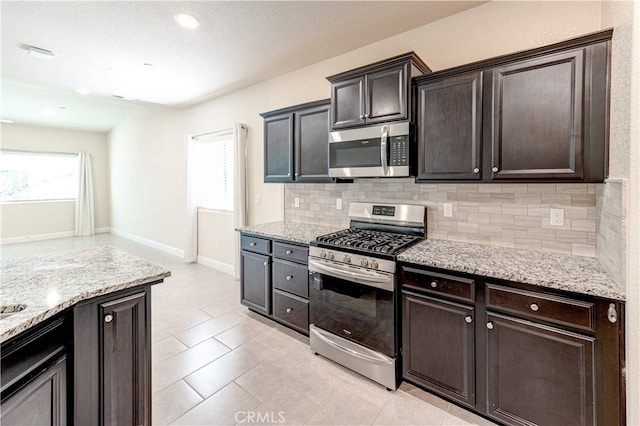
xmin=27 ymin=45 xmax=56 ymax=60
xmin=174 ymin=12 xmax=199 ymax=29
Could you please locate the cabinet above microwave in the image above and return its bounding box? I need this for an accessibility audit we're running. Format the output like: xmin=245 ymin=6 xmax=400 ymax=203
xmin=326 ymin=52 xmax=431 ymax=131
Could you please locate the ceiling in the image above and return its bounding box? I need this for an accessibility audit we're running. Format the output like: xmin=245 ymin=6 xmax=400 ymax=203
xmin=1 ymin=1 xmax=484 ymax=133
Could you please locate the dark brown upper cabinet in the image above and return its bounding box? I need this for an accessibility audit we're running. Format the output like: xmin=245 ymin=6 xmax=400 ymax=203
xmin=261 ymin=99 xmax=334 ymax=183
xmin=415 ymin=29 xmax=612 ymax=183
xmin=327 ymin=52 xmax=431 ymax=130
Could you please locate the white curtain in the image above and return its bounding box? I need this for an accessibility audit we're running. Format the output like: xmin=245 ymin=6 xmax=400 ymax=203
xmin=184 ymin=123 xmax=248 ymax=264
xmin=75 ymin=152 xmax=95 ymax=236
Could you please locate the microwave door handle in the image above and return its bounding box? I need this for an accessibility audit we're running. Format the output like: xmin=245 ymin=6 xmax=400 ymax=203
xmin=380 ymin=125 xmax=389 ymax=176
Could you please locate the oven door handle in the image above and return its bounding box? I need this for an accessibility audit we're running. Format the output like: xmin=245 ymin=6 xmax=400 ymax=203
xmin=308 ymin=259 xmax=394 ymax=292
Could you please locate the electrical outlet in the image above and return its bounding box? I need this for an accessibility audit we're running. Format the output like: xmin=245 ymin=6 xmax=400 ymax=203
xmin=550 ymin=208 xmax=564 ymax=226
xmin=443 ymin=203 xmax=453 ymax=218
xmin=256 ymin=194 xmax=262 ymax=205
xmin=294 ymin=197 xmax=300 ymax=208
xmin=336 ymin=198 xmax=343 ymax=210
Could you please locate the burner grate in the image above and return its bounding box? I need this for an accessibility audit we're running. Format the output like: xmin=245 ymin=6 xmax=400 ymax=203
xmin=315 ymin=228 xmax=422 ymax=255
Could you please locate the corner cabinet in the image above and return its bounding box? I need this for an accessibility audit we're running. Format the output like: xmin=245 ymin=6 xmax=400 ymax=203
xmin=327 ymin=52 xmax=431 ymax=130
xmin=261 ymin=99 xmax=334 ymax=183
xmin=415 ymin=29 xmax=611 ymax=183
xmin=74 ymin=286 xmax=152 ymax=426
xmin=399 ymin=264 xmax=625 ymax=426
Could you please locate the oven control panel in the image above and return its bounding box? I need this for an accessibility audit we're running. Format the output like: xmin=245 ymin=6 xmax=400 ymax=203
xmin=372 ymin=205 xmax=395 ymax=217
xmin=309 ymin=246 xmax=395 ymax=275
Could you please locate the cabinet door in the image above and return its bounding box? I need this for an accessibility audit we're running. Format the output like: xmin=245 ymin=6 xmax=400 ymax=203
xmin=331 ymin=76 xmax=365 ymax=129
xmin=488 ymin=49 xmax=585 ymax=181
xmin=295 ymin=103 xmax=332 ymax=182
xmin=416 ymin=71 xmax=483 ymax=181
xmin=366 ymin=64 xmax=407 ymax=125
xmin=402 ymin=290 xmax=475 ymax=407
xmin=486 ymin=313 xmax=595 ymax=426
xmin=264 ymin=112 xmax=294 ymax=182
xmin=1 ymin=356 xmax=67 ymax=426
xmin=100 ymin=292 xmax=148 ymax=426
xmin=240 ymin=250 xmax=271 ymax=315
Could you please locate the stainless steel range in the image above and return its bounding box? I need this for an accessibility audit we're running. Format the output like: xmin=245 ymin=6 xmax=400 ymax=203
xmin=308 ymin=202 xmax=426 ymax=390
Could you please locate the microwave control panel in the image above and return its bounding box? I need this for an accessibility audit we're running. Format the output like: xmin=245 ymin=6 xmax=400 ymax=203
xmin=389 ymin=135 xmax=409 ymax=166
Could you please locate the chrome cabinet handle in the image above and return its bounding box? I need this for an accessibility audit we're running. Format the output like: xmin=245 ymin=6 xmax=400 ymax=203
xmin=473 ymin=168 xmax=480 ymax=174
xmin=608 ymin=303 xmax=618 ymax=323
xmin=286 ymin=308 xmax=292 ymax=314
xmin=430 ymin=281 xmax=437 ymax=288
xmin=286 ymin=275 xmax=293 ymax=281
xmin=486 ymin=322 xmax=494 ymax=330
xmin=530 ymin=302 xmax=539 ymax=312
xmin=286 ymin=250 xmax=293 ymax=255
xmin=492 ymin=166 xmax=499 ymax=172
xmin=364 ymin=114 xmax=370 ymax=119
xmin=250 ymin=242 xmax=256 ymax=247
xmin=104 ymin=314 xmax=113 ymax=323
xmin=342 ymin=329 xmax=352 ymax=335
xmin=465 ymin=315 xmax=473 ymax=324
xmin=359 ymin=114 xmax=364 ymax=119
xmin=263 ymin=261 xmax=268 ymax=266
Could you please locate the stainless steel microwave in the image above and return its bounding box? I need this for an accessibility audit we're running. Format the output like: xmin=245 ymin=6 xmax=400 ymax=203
xmin=328 ymin=122 xmax=412 ymax=178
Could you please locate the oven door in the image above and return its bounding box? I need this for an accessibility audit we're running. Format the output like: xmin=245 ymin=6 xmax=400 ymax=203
xmin=308 ymin=259 xmax=395 ymax=357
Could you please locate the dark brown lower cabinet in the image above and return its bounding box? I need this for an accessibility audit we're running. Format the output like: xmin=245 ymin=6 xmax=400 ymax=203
xmin=1 ymin=355 xmax=67 ymax=426
xmin=240 ymin=250 xmax=271 ymax=315
xmin=486 ymin=313 xmax=595 ymax=426
xmin=402 ymin=290 xmax=475 ymax=407
xmin=74 ymin=286 xmax=151 ymax=426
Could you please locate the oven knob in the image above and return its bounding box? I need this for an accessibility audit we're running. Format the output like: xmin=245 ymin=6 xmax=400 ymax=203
xmin=371 ymin=260 xmax=379 ymax=269
xmin=343 ymin=255 xmax=351 ymax=263
xmin=361 ymin=258 xmax=368 ymax=267
xmin=320 ymin=250 xmax=327 ymax=258
xmin=327 ymin=251 xmax=334 ymax=260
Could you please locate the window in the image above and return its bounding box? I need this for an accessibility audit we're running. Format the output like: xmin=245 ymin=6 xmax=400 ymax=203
xmin=0 ymin=151 xmax=78 ymax=202
xmin=192 ymin=133 xmax=234 ymax=212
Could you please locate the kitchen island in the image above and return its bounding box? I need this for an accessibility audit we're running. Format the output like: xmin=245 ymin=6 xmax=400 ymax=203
xmin=1 ymin=245 xmax=170 ymax=425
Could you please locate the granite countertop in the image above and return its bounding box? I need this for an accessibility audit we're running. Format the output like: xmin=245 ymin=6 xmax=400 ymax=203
xmin=237 ymin=221 xmax=343 ymax=245
xmin=398 ymin=239 xmax=625 ymax=301
xmin=0 ymin=245 xmax=171 ymax=343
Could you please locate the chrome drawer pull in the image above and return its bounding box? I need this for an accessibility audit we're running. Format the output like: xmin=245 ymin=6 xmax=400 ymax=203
xmin=486 ymin=322 xmax=494 ymax=330
xmin=465 ymin=315 xmax=473 ymax=324
xmin=473 ymin=167 xmax=480 ymax=174
xmin=104 ymin=314 xmax=113 ymax=323
xmin=263 ymin=261 xmax=268 ymax=266
xmin=286 ymin=250 xmax=293 ymax=255
xmin=286 ymin=275 xmax=293 ymax=281
xmin=250 ymin=242 xmax=256 ymax=247
xmin=607 ymin=303 xmax=617 ymax=323
xmin=342 ymin=328 xmax=352 ymax=335
xmin=430 ymin=281 xmax=437 ymax=288
xmin=530 ymin=302 xmax=539 ymax=312
xmin=286 ymin=308 xmax=292 ymax=314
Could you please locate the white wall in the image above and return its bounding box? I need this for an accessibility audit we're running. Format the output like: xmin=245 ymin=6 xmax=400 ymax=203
xmin=601 ymin=1 xmax=640 ymax=422
xmin=0 ymin=123 xmax=109 ymax=241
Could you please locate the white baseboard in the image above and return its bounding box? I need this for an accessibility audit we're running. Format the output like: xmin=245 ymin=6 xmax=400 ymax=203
xmin=109 ymin=228 xmax=184 ymax=258
xmin=196 ymin=255 xmax=235 ymax=276
xmin=0 ymin=227 xmax=112 ymax=245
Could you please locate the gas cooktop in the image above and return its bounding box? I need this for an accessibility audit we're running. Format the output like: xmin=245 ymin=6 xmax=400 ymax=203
xmin=315 ymin=228 xmax=423 ymax=255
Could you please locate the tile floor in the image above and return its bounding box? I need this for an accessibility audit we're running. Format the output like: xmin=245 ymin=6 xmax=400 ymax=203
xmin=1 ymin=234 xmax=497 ymax=426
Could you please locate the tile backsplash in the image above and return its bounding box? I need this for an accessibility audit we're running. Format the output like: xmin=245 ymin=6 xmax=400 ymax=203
xmin=285 ymin=179 xmax=598 ymax=256
xmin=285 ymin=178 xmax=625 ymax=288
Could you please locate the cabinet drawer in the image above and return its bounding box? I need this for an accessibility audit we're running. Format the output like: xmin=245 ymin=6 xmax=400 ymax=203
xmin=272 ymin=289 xmax=309 ymax=334
xmin=273 ymin=241 xmax=308 ymax=264
xmin=401 ymin=266 xmax=475 ymax=303
xmin=272 ymin=259 xmax=308 ymax=298
xmin=485 ymin=284 xmax=595 ymax=333
xmin=241 ymin=235 xmax=271 ymax=255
